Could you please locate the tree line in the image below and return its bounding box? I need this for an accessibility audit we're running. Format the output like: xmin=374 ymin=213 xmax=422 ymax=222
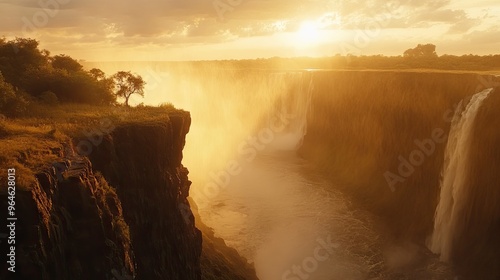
xmin=194 ymin=44 xmax=500 ymax=71
xmin=0 ymin=37 xmax=145 ymax=117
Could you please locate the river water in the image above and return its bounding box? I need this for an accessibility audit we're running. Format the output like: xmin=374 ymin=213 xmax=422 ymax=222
xmin=198 ymin=151 xmax=454 ymax=280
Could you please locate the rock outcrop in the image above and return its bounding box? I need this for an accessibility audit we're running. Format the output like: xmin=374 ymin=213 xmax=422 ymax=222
xmin=89 ymin=112 xmax=202 ymax=280
xmin=1 ymin=155 xmax=135 ymax=279
xmin=0 ymin=111 xmax=202 ymax=280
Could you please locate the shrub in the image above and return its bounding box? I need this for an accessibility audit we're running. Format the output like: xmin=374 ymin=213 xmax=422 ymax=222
xmin=40 ymin=91 xmax=59 ymax=105
xmin=158 ymin=102 xmax=175 ymax=110
xmin=0 ymin=74 xmax=30 ymax=117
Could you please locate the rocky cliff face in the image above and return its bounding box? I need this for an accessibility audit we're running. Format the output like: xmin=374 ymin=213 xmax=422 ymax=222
xmin=89 ymin=112 xmax=202 ymax=280
xmin=1 ymin=108 xmax=258 ymax=280
xmin=1 ymin=154 xmax=135 ymax=279
xmin=299 ymin=71 xmax=496 ymax=237
xmin=1 ymin=111 xmax=203 ymax=280
xmin=298 ymin=71 xmax=500 ymax=278
xmin=453 ymin=87 xmax=500 ymax=278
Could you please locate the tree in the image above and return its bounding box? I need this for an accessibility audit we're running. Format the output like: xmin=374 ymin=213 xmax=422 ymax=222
xmin=89 ymin=68 xmax=106 ymax=81
xmin=89 ymin=68 xmax=116 ymax=105
xmin=0 ymin=38 xmax=48 ymax=88
xmin=403 ymin=44 xmax=438 ymax=58
xmin=112 ymin=71 xmax=146 ymax=106
xmin=51 ymin=54 xmax=83 ymax=73
xmin=0 ymin=38 xmax=118 ymax=106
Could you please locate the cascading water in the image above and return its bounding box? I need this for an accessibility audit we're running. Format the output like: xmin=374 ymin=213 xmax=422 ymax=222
xmin=263 ymin=72 xmax=314 ymax=150
xmin=199 ymin=72 xmax=391 ymax=280
xmin=428 ymin=88 xmax=494 ymax=261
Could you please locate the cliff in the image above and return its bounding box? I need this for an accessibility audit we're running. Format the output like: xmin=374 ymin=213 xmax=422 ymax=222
xmin=298 ymin=71 xmax=500 ymax=278
xmin=0 ymin=106 xmax=256 ymax=280
xmin=88 ymin=112 xmax=203 ymax=279
xmin=0 ymin=154 xmax=135 ymax=279
xmin=453 ymin=87 xmax=500 ymax=278
xmin=300 ymin=71 xmax=493 ymax=233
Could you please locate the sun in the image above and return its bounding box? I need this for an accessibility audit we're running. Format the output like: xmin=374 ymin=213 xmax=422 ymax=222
xmin=296 ymin=21 xmax=320 ymax=45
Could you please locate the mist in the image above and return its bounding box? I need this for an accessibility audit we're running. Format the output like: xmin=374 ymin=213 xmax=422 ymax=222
xmin=81 ymin=61 xmax=500 ymax=279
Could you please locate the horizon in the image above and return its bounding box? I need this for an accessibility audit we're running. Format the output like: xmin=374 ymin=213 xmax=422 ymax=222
xmin=1 ymin=0 xmax=499 ymax=61
xmin=80 ymin=52 xmax=500 ymax=63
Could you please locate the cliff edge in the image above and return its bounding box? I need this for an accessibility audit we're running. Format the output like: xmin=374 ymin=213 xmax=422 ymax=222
xmin=0 ymin=105 xmax=256 ymax=280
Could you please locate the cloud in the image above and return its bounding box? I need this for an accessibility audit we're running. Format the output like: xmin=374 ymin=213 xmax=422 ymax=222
xmin=465 ymin=27 xmax=500 ymax=45
xmin=0 ymin=0 xmax=424 ymax=37
xmin=408 ymin=8 xmax=480 ymax=34
xmin=448 ymin=17 xmax=480 ymax=34
xmin=0 ymin=0 xmax=498 ymax=59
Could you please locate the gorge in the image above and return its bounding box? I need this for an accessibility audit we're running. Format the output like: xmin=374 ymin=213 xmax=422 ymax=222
xmin=2 ymin=68 xmax=500 ymax=279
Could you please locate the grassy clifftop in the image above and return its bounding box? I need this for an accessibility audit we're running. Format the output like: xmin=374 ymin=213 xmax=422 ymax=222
xmin=0 ymin=104 xmax=181 ymax=191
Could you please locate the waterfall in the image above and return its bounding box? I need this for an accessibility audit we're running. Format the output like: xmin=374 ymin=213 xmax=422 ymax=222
xmin=428 ymin=88 xmax=494 ymax=261
xmin=264 ymin=72 xmax=314 ymax=151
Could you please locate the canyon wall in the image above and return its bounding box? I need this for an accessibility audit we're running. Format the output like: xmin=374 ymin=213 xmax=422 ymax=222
xmin=1 ymin=155 xmax=135 ymax=279
xmin=453 ymin=88 xmax=500 ymax=278
xmin=1 ymin=110 xmax=256 ymax=280
xmin=89 ymin=112 xmax=202 ymax=280
xmin=299 ymin=71 xmax=500 ymax=278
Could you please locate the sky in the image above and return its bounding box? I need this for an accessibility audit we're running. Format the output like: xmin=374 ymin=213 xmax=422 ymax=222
xmin=0 ymin=0 xmax=499 ymax=61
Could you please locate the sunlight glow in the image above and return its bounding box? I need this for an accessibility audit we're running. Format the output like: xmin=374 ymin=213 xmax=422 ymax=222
xmin=293 ymin=13 xmax=341 ymax=48
xmin=296 ymin=21 xmax=320 ymax=45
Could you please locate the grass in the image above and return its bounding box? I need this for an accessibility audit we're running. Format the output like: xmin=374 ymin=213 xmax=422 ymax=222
xmin=13 ymin=102 xmax=181 ymax=134
xmin=0 ymin=103 xmax=184 ymax=192
xmin=0 ymin=119 xmax=65 ymax=191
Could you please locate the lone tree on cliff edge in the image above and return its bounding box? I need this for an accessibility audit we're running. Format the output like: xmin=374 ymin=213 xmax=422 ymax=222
xmin=112 ymin=71 xmax=146 ymax=106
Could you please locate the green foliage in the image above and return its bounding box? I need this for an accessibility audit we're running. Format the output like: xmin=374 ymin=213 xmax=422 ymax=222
xmin=112 ymin=71 xmax=146 ymax=106
xmin=0 ymin=37 xmax=118 ymax=107
xmin=0 ymin=73 xmax=30 ymax=117
xmin=404 ymin=44 xmax=438 ymax=58
xmin=158 ymin=102 xmax=175 ymax=110
xmin=181 ymin=45 xmax=500 ymax=71
xmin=18 ymin=61 xmax=116 ymax=105
xmin=51 ymin=54 xmax=83 ymax=73
xmin=0 ymin=37 xmax=49 ymax=89
xmin=39 ymin=91 xmax=59 ymax=105
xmin=89 ymin=68 xmax=106 ymax=80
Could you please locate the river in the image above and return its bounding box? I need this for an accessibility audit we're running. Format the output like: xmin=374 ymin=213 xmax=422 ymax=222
xmin=198 ymin=151 xmax=453 ymax=280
